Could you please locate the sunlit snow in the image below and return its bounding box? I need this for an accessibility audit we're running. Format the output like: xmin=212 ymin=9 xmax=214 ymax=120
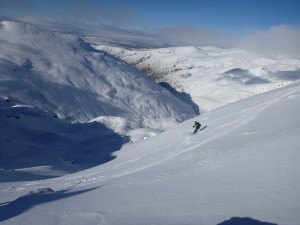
xmin=0 ymin=20 xmax=300 ymax=225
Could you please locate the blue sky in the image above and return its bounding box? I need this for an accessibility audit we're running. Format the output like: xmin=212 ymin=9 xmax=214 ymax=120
xmin=122 ymin=0 xmax=300 ymax=33
xmin=0 ymin=0 xmax=300 ymax=53
xmin=1 ymin=0 xmax=299 ymax=33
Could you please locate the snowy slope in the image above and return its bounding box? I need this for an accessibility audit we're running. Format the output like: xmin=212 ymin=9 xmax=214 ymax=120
xmin=0 ymin=21 xmax=197 ymax=128
xmin=1 ymin=81 xmax=299 ymax=225
xmin=0 ymin=96 xmax=132 ymax=179
xmin=95 ymin=45 xmax=300 ymax=113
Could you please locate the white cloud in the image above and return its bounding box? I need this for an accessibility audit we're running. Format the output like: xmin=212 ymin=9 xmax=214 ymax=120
xmin=154 ymin=26 xmax=234 ymax=48
xmin=2 ymin=2 xmax=299 ymax=57
xmin=239 ymin=25 xmax=300 ymax=55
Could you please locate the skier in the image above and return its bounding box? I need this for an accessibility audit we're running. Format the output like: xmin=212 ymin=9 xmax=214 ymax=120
xmin=193 ymin=121 xmax=201 ymax=134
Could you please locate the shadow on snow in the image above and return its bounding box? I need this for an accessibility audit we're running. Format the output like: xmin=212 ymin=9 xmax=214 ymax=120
xmin=0 ymin=104 xmax=130 ymax=182
xmin=217 ymin=217 xmax=277 ymax=225
xmin=200 ymin=125 xmax=208 ymax=131
xmin=0 ymin=186 xmax=100 ymax=222
xmin=220 ymin=68 xmax=270 ymax=85
xmin=159 ymin=82 xmax=200 ymax=115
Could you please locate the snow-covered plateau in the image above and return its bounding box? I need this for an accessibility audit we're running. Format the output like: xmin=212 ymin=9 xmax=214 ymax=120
xmin=0 ymin=20 xmax=300 ymax=225
xmin=95 ymin=44 xmax=300 ymax=113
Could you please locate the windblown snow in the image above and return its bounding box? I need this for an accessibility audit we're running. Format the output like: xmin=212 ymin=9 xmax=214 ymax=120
xmin=0 ymin=20 xmax=300 ymax=225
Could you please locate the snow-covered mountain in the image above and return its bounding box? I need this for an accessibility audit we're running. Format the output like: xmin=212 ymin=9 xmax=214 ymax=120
xmin=0 ymin=20 xmax=201 ymax=178
xmin=0 ymin=97 xmax=132 ymax=178
xmin=1 ymin=20 xmax=299 ymax=225
xmin=1 ymin=79 xmax=299 ymax=225
xmin=0 ymin=21 xmax=197 ymax=129
xmin=95 ymin=45 xmax=300 ymax=112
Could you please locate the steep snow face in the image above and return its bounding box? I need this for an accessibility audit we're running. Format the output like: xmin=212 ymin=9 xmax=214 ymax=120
xmin=95 ymin=45 xmax=300 ymax=112
xmin=0 ymin=21 xmax=197 ymax=126
xmin=1 ymin=81 xmax=299 ymax=225
xmin=0 ymin=97 xmax=131 ymax=179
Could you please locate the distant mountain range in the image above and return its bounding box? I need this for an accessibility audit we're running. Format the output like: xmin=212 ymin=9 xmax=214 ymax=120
xmin=95 ymin=45 xmax=300 ymax=112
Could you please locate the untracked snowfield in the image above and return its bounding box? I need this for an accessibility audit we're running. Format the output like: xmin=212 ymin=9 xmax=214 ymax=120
xmin=95 ymin=45 xmax=300 ymax=113
xmin=1 ymin=81 xmax=299 ymax=225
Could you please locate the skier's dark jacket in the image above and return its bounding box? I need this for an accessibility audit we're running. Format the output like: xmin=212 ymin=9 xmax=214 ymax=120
xmin=193 ymin=121 xmax=201 ymax=128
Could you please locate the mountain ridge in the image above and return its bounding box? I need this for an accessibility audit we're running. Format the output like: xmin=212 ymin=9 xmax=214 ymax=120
xmin=0 ymin=20 xmax=197 ymax=127
xmin=95 ymin=44 xmax=300 ymax=112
